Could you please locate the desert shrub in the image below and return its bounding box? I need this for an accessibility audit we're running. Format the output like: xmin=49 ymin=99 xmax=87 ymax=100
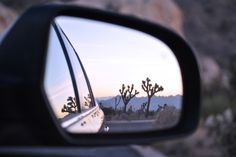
xmin=155 ymin=105 xmax=180 ymax=127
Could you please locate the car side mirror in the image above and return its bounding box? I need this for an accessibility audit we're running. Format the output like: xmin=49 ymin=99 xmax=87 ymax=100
xmin=0 ymin=4 xmax=200 ymax=146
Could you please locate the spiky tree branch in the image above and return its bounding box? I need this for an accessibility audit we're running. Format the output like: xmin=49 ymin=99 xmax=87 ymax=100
xmin=141 ymin=77 xmax=164 ymax=117
xmin=119 ymin=84 xmax=139 ymax=113
xmin=61 ymin=96 xmax=77 ymax=113
xmin=84 ymin=94 xmax=92 ymax=108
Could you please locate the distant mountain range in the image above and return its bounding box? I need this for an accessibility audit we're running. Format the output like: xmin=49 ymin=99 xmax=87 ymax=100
xmin=96 ymin=95 xmax=182 ymax=111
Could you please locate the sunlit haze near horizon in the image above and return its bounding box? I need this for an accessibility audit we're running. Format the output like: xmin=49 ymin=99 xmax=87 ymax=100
xmin=56 ymin=16 xmax=183 ymax=98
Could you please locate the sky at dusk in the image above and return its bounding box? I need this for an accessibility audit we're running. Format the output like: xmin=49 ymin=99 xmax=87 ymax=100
xmin=55 ymin=16 xmax=183 ymax=98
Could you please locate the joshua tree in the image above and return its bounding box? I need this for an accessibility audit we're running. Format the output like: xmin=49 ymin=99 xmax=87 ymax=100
xmin=61 ymin=96 xmax=77 ymax=113
xmin=138 ymin=102 xmax=147 ymax=113
xmin=119 ymin=84 xmax=139 ymax=113
xmin=137 ymin=102 xmax=147 ymax=118
xmin=141 ymin=77 xmax=164 ymax=117
xmin=84 ymin=94 xmax=92 ymax=108
xmin=142 ymin=102 xmax=147 ymax=112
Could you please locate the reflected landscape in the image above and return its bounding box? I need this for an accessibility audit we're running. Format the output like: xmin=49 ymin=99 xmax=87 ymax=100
xmin=44 ymin=16 xmax=183 ymax=133
xmin=98 ymin=77 xmax=181 ymax=132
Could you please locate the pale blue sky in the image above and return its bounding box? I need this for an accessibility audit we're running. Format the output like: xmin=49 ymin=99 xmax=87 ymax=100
xmin=55 ymin=16 xmax=183 ymax=97
xmin=44 ymin=26 xmax=75 ymax=118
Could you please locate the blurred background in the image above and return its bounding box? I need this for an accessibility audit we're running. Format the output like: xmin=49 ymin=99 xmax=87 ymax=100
xmin=1 ymin=0 xmax=236 ymax=156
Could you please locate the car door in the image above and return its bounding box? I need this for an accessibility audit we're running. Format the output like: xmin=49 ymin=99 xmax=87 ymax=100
xmin=44 ymin=23 xmax=105 ymax=134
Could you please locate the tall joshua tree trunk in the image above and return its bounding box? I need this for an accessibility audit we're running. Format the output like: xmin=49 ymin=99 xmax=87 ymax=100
xmin=119 ymin=84 xmax=139 ymax=113
xmin=146 ymin=97 xmax=151 ymax=117
xmin=141 ymin=77 xmax=164 ymax=117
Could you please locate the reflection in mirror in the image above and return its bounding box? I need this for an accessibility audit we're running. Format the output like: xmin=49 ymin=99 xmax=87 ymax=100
xmin=45 ymin=16 xmax=183 ymax=134
xmin=44 ymin=25 xmax=104 ymax=133
xmin=44 ymin=26 xmax=77 ymax=120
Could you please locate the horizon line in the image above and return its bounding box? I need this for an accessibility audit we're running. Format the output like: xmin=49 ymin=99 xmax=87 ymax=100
xmin=96 ymin=94 xmax=183 ymax=98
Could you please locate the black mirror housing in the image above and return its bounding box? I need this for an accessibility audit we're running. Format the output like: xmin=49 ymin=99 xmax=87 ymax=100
xmin=0 ymin=4 xmax=201 ymax=146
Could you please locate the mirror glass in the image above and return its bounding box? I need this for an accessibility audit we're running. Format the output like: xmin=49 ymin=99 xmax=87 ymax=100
xmin=44 ymin=25 xmax=77 ymax=119
xmin=44 ymin=16 xmax=183 ymax=133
